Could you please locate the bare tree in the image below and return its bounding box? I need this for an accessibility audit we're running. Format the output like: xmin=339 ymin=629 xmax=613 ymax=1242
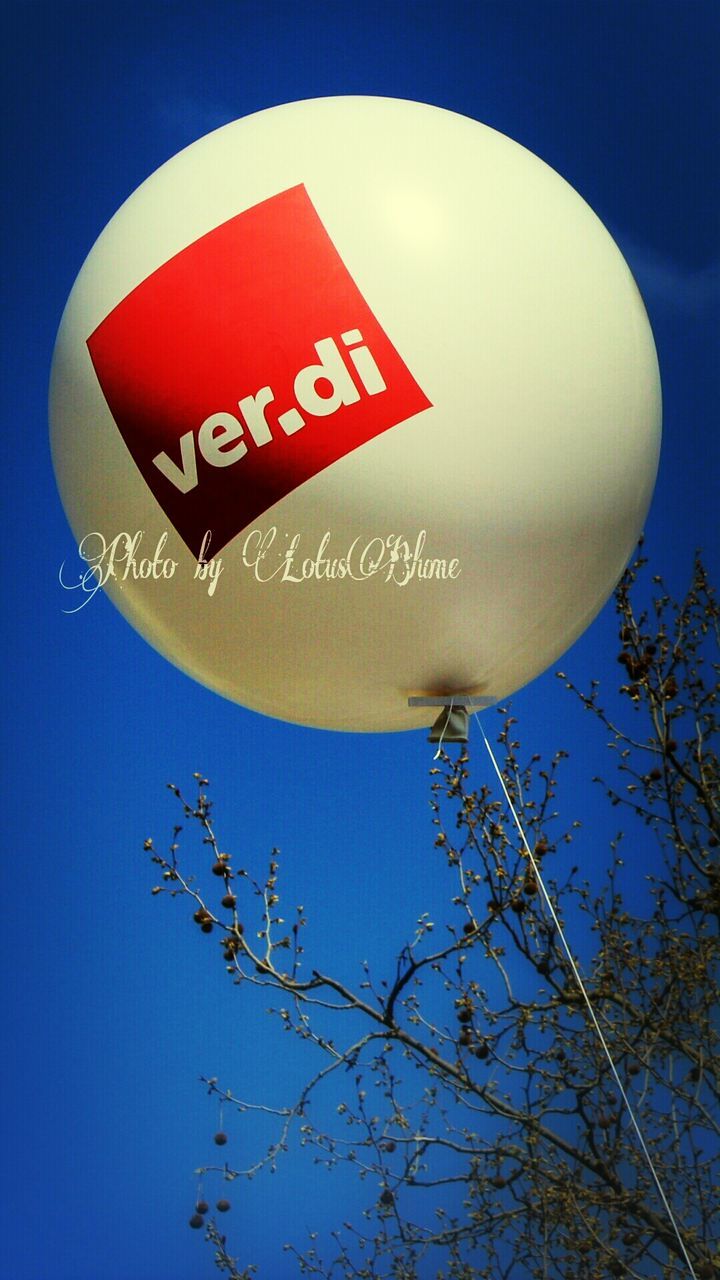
xmin=147 ymin=549 xmax=719 ymax=1280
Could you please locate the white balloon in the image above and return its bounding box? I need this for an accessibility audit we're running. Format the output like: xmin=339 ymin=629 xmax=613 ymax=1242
xmin=50 ymin=96 xmax=661 ymax=732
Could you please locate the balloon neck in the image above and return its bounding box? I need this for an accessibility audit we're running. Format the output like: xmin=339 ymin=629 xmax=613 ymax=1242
xmin=407 ymin=694 xmax=494 ymax=744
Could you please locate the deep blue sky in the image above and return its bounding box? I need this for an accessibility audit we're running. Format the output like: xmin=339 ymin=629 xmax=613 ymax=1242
xmin=1 ymin=4 xmax=718 ymax=1278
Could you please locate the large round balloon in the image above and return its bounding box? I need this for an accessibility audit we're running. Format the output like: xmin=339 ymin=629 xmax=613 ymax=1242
xmin=50 ymin=96 xmax=661 ymax=732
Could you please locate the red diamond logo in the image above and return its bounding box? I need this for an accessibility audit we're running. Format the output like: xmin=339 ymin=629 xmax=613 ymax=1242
xmin=87 ymin=184 xmax=432 ymax=557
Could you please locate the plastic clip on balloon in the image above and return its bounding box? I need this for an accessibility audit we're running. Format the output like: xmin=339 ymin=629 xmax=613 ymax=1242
xmin=50 ymin=96 xmax=661 ymax=732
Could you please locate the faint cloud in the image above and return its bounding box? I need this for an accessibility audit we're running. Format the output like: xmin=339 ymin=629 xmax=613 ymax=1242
xmin=157 ymin=96 xmax=235 ymax=144
xmin=617 ymin=236 xmax=720 ymax=316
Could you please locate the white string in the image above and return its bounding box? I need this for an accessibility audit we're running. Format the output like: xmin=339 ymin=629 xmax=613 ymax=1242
xmin=433 ymin=700 xmax=457 ymax=760
xmin=475 ymin=714 xmax=698 ymax=1280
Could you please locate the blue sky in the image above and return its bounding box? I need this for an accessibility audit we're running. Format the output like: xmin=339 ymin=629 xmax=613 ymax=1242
xmin=1 ymin=3 xmax=718 ymax=1278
